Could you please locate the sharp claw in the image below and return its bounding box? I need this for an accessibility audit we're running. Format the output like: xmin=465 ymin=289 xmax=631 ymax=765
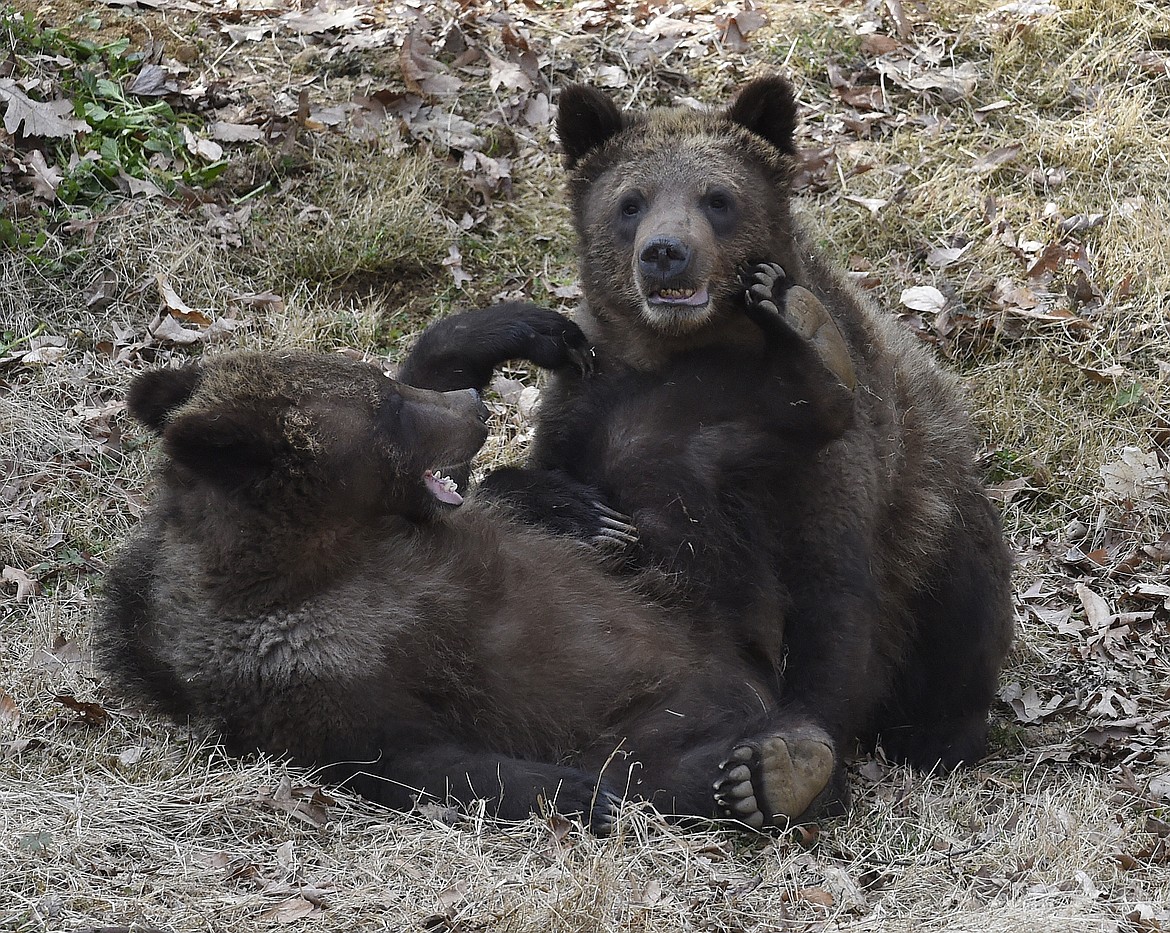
xmin=591 ymin=501 xmax=635 ymax=523
xmin=598 ymin=515 xmax=638 ymax=535
xmin=592 ymin=528 xmax=638 ymax=546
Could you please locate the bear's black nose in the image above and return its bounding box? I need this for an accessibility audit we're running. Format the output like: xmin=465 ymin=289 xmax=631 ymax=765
xmin=639 ymin=237 xmax=691 ymax=280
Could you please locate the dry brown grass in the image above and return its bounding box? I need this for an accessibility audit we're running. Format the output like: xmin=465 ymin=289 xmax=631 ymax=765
xmin=3 ymin=0 xmax=1169 ymax=930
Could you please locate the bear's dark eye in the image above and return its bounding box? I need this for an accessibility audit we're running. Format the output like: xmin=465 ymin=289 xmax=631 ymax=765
xmin=706 ymin=191 xmax=733 ymax=212
xmin=619 ymin=196 xmax=643 ymax=218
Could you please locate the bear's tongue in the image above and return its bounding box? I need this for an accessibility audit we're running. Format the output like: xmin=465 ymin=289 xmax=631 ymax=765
xmin=649 ymin=285 xmax=709 ymax=307
xmin=424 ymin=470 xmax=463 ymax=505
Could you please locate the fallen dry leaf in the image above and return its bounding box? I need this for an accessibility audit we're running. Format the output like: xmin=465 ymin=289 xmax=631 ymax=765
xmin=23 ymin=150 xmax=63 ymax=200
xmin=1100 ymin=447 xmax=1167 ymax=503
xmin=259 ymin=896 xmax=323 ymax=923
xmin=54 ymin=694 xmax=110 ymax=726
xmin=900 ymin=285 xmax=946 ymax=313
xmin=128 ymin=63 xmax=177 ymax=97
xmin=972 ymin=144 xmax=1022 ymax=173
xmin=150 ymin=314 xmax=202 ymax=345
xmin=843 ymin=195 xmax=889 ymax=216
xmin=182 ymin=126 xmax=223 ymax=162
xmin=155 ymin=274 xmax=211 ymax=324
xmin=210 ymin=121 xmax=264 ymax=142
xmin=0 ymin=79 xmax=88 ymax=137
xmin=2 ymin=566 xmax=40 ymax=602
xmin=793 ymin=886 xmax=834 ymax=908
xmin=0 ymin=691 xmax=21 ymax=729
xmin=905 ymin=63 xmax=979 ymax=101
xmin=400 ymin=31 xmax=462 ymax=97
xmin=926 ymin=244 xmax=971 ymax=268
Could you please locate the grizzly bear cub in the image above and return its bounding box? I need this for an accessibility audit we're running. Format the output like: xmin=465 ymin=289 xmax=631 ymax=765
xmin=94 ymin=350 xmax=814 ymax=830
xmin=400 ymin=76 xmax=1015 ymax=826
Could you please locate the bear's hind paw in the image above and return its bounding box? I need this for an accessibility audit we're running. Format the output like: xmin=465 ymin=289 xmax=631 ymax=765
xmin=714 ymin=725 xmax=836 ymax=829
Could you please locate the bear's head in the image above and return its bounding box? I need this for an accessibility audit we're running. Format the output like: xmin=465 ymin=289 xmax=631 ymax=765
xmin=556 ymin=76 xmax=802 ymax=339
xmin=128 ymin=351 xmax=489 ymax=527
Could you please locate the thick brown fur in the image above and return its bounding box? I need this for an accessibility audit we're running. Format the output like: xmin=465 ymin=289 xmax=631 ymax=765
xmin=95 ymin=351 xmax=796 ymax=830
xmin=400 ymin=77 xmax=1014 ymax=824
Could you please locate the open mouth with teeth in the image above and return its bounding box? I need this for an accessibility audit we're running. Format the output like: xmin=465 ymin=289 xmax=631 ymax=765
xmin=424 ymin=469 xmax=463 ymax=506
xmin=647 ymin=285 xmax=710 ymax=307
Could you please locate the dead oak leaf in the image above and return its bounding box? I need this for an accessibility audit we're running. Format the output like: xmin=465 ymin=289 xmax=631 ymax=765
xmin=156 ymin=274 xmax=211 ymax=325
xmin=906 ymin=63 xmax=980 ymax=101
xmin=486 ymin=52 xmax=532 ymax=93
xmin=23 ymin=150 xmax=63 ymax=201
xmin=210 ymin=121 xmax=264 ymax=143
xmin=259 ymin=896 xmax=323 ymax=923
xmin=257 ymin=775 xmax=333 ymax=827
xmin=0 ymin=80 xmax=88 ymax=138
xmin=400 ymin=31 xmax=462 ymax=97
xmin=719 ymin=8 xmax=769 ymax=51
xmin=2 ymin=566 xmax=40 ymax=602
xmin=0 ymin=691 xmax=20 ymax=730
xmin=843 ymin=195 xmax=889 ymax=216
xmin=128 ymin=63 xmax=178 ymax=97
xmin=1075 ymin=583 xmax=1114 ymax=633
xmin=972 ymin=144 xmax=1022 ymax=173
xmin=926 ymin=244 xmax=971 ymax=268
xmin=150 ymin=313 xmax=202 ymax=345
xmin=282 ymin=4 xmax=364 ymax=34
xmin=54 ymin=694 xmax=110 ymax=727
xmin=900 ymin=285 xmax=947 ymax=313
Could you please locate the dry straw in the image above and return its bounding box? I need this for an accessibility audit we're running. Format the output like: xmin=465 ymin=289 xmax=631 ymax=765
xmin=3 ymin=0 xmax=1168 ymax=929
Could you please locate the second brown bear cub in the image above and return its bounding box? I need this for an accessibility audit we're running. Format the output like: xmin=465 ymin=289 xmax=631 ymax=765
xmin=402 ymin=76 xmax=1015 ymax=824
xmin=95 ymin=351 xmax=812 ymax=830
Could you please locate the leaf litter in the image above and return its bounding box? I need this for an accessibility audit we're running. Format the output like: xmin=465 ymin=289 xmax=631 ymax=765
xmin=2 ymin=0 xmax=1170 ymax=929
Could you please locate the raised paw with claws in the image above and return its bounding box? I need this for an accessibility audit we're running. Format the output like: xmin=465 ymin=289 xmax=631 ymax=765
xmin=742 ymin=262 xmax=857 ymax=391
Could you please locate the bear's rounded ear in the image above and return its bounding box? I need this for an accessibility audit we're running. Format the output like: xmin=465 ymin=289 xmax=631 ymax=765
xmin=163 ymin=406 xmax=277 ymax=486
xmin=557 ymin=84 xmax=625 ymax=168
xmin=726 ymin=76 xmax=799 ymax=156
xmin=127 ymin=364 xmax=204 ymax=434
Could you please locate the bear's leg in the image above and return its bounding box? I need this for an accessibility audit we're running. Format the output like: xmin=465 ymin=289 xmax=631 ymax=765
xmin=584 ymin=676 xmax=787 ymax=824
xmin=339 ymin=741 xmax=622 ymax=833
xmin=399 ymin=302 xmax=593 ymax=392
xmin=876 ymin=491 xmax=1014 ymax=770
xmin=712 ymin=721 xmax=843 ymax=828
xmin=741 ymin=262 xmax=856 ymax=391
xmin=760 ymin=525 xmax=890 ymax=817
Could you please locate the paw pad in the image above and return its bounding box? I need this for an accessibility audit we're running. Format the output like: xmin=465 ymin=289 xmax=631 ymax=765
xmin=714 ymin=727 xmax=836 ymax=829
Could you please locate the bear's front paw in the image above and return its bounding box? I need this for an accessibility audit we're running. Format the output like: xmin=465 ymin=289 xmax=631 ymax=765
xmin=713 ymin=723 xmax=836 ymax=829
xmin=740 ymin=262 xmax=857 ymax=391
xmin=587 ymin=501 xmax=639 ymax=558
xmin=543 ymin=777 xmax=624 ymax=836
xmin=513 ymin=311 xmax=596 ymax=377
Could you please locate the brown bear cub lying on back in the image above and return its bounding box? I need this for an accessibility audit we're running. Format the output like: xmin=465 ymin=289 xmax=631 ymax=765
xmin=401 ymin=76 xmax=1015 ymax=826
xmin=95 ymin=350 xmax=845 ymax=830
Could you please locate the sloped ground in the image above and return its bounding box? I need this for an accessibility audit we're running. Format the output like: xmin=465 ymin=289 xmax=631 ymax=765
xmin=1 ymin=0 xmax=1168 ymax=930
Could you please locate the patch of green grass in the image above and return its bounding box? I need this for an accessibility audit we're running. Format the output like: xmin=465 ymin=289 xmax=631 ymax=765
xmin=2 ymin=6 xmax=225 ymax=208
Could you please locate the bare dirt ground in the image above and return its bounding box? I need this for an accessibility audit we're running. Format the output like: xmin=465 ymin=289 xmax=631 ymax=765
xmin=2 ymin=0 xmax=1168 ymax=930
